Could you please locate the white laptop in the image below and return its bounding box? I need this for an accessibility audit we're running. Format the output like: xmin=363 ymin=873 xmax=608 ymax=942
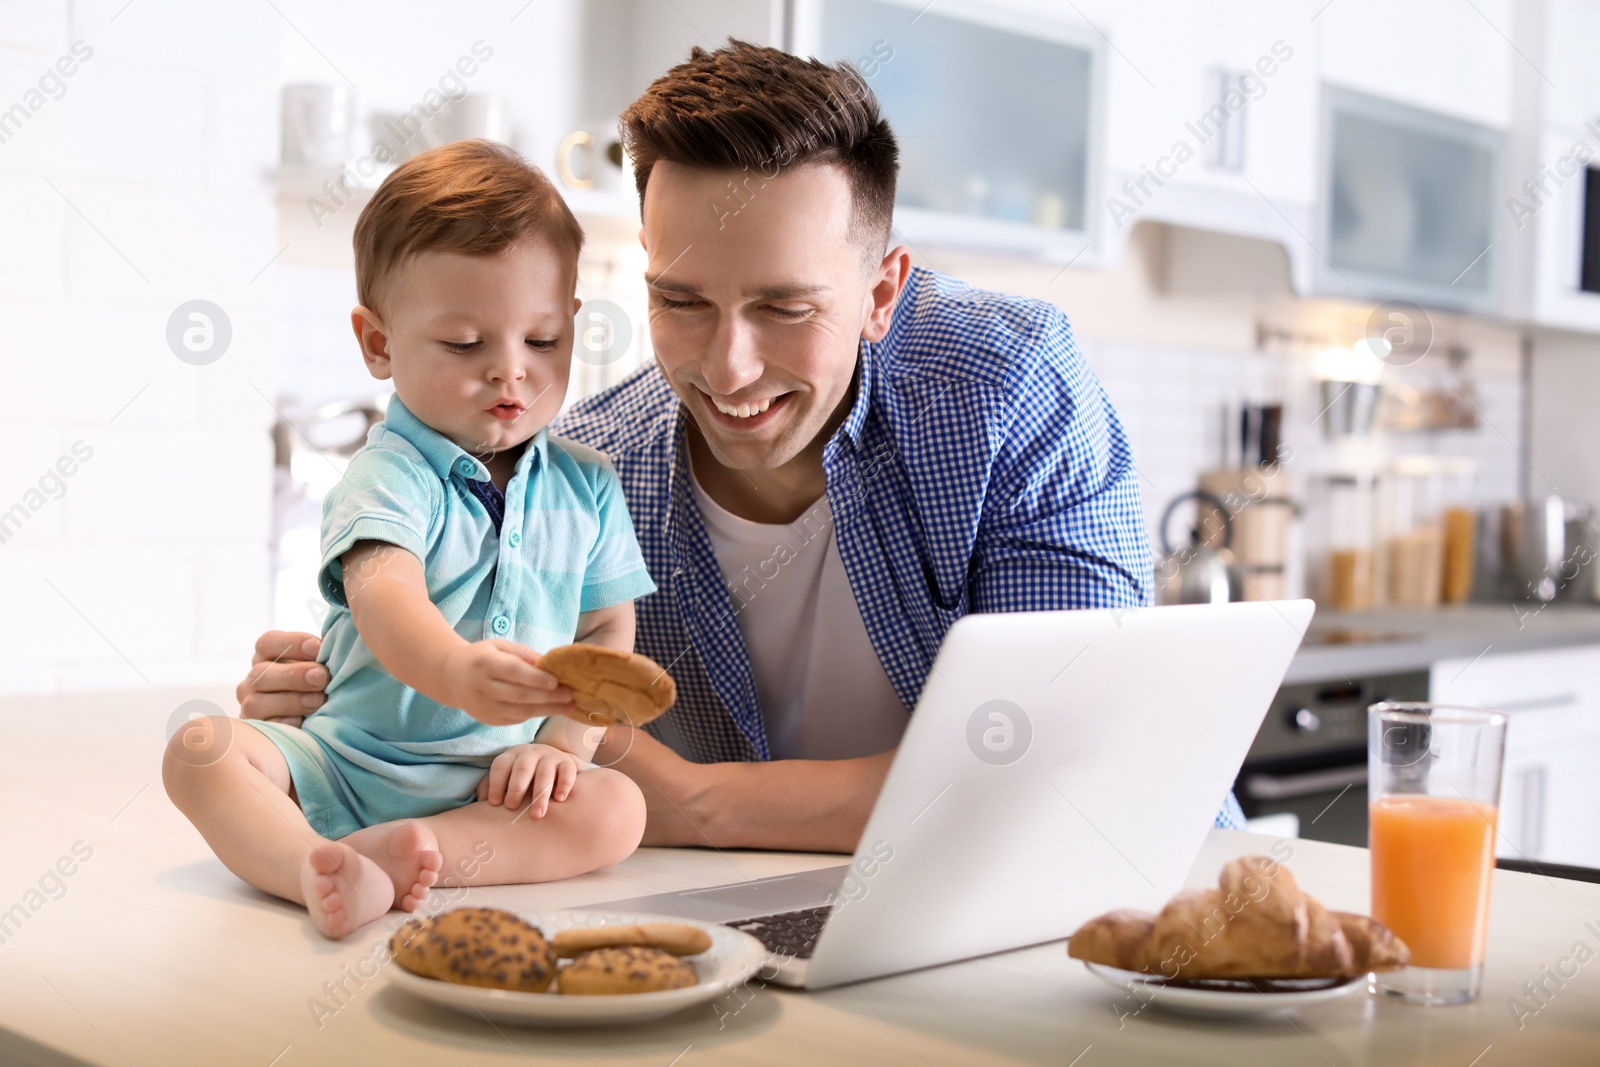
xmin=582 ymin=600 xmax=1315 ymax=989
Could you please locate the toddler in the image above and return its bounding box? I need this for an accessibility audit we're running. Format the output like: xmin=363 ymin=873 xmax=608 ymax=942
xmin=164 ymin=140 xmax=653 ymax=939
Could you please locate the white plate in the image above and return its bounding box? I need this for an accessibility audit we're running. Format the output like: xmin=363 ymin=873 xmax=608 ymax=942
xmin=386 ymin=910 xmax=769 ymax=1027
xmin=1084 ymin=962 xmax=1363 ymax=1019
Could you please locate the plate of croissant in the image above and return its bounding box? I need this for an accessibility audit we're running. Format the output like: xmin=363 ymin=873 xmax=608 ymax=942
xmin=1068 ymin=855 xmax=1411 ymax=1018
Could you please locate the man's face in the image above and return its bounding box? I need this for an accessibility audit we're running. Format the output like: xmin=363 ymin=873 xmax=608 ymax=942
xmin=355 ymin=238 xmax=578 ymax=459
xmin=641 ymin=161 xmax=880 ymax=473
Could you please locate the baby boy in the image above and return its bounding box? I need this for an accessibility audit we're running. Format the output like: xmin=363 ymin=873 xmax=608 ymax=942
xmin=164 ymin=140 xmax=654 ymax=939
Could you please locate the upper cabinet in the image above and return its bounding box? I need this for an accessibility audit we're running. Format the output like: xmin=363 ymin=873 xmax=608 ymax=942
xmin=543 ymin=0 xmax=1600 ymax=337
xmin=1315 ymin=0 xmax=1516 ymax=130
xmin=1318 ymin=87 xmax=1503 ymax=314
xmin=791 ymin=0 xmax=1103 ymax=260
xmin=1099 ymin=0 xmax=1319 ymax=287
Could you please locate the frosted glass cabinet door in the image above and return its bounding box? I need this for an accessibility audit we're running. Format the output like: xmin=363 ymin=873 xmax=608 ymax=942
xmin=1319 ymin=86 xmax=1502 ymax=313
xmin=807 ymin=0 xmax=1100 ymax=253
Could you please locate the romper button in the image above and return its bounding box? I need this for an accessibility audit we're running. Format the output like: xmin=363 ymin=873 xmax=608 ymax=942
xmin=508 ymin=531 xmax=522 ymax=547
xmin=456 ymin=457 xmax=475 ymax=477
xmin=491 ymin=614 xmax=511 ymax=635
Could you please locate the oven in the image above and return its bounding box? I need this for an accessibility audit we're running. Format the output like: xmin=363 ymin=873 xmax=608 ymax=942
xmin=1233 ymin=670 xmax=1431 ymax=847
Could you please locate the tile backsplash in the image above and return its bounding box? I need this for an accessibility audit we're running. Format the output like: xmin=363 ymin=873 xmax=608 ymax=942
xmin=1079 ymin=335 xmax=1526 ymax=598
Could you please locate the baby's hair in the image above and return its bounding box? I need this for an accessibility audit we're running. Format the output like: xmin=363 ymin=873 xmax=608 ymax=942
xmin=353 ymin=139 xmax=584 ymax=313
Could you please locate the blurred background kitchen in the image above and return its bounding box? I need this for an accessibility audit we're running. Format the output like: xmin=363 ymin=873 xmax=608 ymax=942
xmin=5 ymin=0 xmax=1600 ymax=867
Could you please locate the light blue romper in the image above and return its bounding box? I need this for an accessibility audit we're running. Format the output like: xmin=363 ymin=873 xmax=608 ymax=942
xmin=248 ymin=397 xmax=655 ymax=840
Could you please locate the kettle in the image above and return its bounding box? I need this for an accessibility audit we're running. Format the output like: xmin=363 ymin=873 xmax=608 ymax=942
xmin=1157 ymin=490 xmax=1242 ymax=605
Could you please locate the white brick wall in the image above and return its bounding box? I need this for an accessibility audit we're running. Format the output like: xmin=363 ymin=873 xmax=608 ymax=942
xmin=0 ymin=2 xmax=281 ymax=694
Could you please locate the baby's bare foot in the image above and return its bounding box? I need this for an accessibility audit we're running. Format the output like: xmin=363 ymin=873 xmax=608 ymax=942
xmin=299 ymin=842 xmax=395 ymax=940
xmin=341 ymin=819 xmax=443 ymax=912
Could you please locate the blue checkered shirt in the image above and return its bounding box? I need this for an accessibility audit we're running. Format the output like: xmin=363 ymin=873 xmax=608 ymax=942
xmin=554 ymin=268 xmax=1245 ymax=829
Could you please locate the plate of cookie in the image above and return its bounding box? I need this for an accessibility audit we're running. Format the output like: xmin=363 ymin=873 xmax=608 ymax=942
xmin=384 ymin=907 xmax=768 ymax=1026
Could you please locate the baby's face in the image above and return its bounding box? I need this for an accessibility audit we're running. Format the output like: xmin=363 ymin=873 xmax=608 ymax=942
xmin=359 ymin=237 xmax=578 ymax=459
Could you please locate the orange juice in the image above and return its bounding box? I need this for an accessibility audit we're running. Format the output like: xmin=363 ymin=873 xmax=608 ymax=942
xmin=1370 ymin=795 xmax=1497 ymax=969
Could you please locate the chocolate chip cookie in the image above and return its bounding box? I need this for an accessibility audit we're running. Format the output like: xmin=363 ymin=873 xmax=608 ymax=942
xmin=394 ymin=907 xmax=557 ymax=993
xmin=555 ymin=946 xmax=699 ymax=995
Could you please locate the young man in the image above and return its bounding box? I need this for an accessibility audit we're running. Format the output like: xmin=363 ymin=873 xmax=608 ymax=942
xmin=239 ymin=42 xmax=1245 ymax=854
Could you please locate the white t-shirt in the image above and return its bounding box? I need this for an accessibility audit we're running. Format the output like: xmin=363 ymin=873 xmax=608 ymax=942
xmin=689 ymin=460 xmax=909 ymax=761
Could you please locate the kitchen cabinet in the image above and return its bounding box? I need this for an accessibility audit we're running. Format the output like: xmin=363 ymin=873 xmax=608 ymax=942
xmin=1430 ymin=644 xmax=1600 ymax=869
xmin=1315 ymin=0 xmax=1515 ymax=130
xmin=1506 ymin=0 xmax=1600 ymax=331
xmin=575 ymin=0 xmax=782 ymax=122
xmin=1317 ymin=86 xmax=1503 ymax=314
xmin=790 ymin=0 xmax=1104 ymax=260
xmin=1098 ymin=1 xmax=1318 ymax=287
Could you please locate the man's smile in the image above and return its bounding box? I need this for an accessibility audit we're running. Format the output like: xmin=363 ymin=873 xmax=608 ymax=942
xmin=697 ymin=387 xmax=792 ymax=430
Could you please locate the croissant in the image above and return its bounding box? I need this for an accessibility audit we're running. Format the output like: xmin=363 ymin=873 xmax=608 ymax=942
xmin=1067 ymin=855 xmax=1410 ymax=980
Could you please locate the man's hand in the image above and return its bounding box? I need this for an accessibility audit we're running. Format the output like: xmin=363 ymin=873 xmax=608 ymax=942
xmin=594 ymin=725 xmax=897 ymax=852
xmin=237 ymin=631 xmax=329 ymax=725
xmin=592 ymin=725 xmax=711 ymax=847
xmin=475 ymin=742 xmax=580 ymax=818
xmin=444 ymin=640 xmax=576 ymax=726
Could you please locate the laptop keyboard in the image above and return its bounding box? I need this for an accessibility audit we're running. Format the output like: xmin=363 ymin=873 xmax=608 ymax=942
xmin=725 ymin=905 xmax=834 ymax=960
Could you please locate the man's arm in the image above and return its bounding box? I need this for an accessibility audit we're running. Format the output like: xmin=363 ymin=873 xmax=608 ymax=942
xmin=595 ymin=726 xmax=895 ymax=852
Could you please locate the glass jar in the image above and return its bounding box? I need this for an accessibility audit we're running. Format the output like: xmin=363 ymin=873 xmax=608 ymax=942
xmin=1439 ymin=459 xmax=1478 ymax=605
xmin=1383 ymin=457 xmax=1446 ymax=608
xmin=1308 ymin=472 xmax=1378 ymax=611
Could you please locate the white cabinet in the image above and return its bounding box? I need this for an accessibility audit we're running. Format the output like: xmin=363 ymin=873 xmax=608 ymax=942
xmin=1507 ymin=0 xmax=1600 ymax=331
xmin=791 ymin=0 xmax=1103 ymax=260
xmin=1430 ymin=645 xmax=1600 ymax=869
xmin=1317 ymin=87 xmax=1504 ymax=314
xmin=1098 ymin=0 xmax=1319 ymax=288
xmin=1315 ymin=0 xmax=1515 ymax=129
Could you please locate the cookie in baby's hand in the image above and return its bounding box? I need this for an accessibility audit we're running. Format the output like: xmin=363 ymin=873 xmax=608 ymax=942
xmin=539 ymin=644 xmax=676 ymax=727
xmin=555 ymin=946 xmax=699 ymax=995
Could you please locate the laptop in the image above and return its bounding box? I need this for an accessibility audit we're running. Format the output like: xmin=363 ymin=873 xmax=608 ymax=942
xmin=582 ymin=600 xmax=1315 ymax=989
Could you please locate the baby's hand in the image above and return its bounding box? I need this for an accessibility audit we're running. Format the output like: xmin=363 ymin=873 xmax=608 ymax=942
xmin=475 ymin=743 xmax=581 ymax=818
xmin=445 ymin=639 xmax=575 ymax=726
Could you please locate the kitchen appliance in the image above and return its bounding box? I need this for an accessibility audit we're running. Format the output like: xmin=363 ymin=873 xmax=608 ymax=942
xmin=1234 ymin=667 xmax=1430 ymax=847
xmin=1157 ymin=490 xmax=1240 ymax=605
xmin=586 ymin=601 xmax=1315 ymax=989
xmin=1505 ymin=495 xmax=1571 ymax=602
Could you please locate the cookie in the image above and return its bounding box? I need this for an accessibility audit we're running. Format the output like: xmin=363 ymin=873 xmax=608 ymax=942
xmin=552 ymin=922 xmax=712 ymax=958
xmin=556 ymin=946 xmax=699 ymax=995
xmin=539 ymin=644 xmax=676 ymax=727
xmin=404 ymin=907 xmax=557 ymax=993
xmin=389 ymin=916 xmax=434 ymax=975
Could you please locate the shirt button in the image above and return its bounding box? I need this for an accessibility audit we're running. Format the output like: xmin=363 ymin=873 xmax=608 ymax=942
xmin=508 ymin=531 xmax=522 ymax=548
xmin=456 ymin=457 xmax=476 ymax=477
xmin=491 ymin=614 xmax=511 ymax=635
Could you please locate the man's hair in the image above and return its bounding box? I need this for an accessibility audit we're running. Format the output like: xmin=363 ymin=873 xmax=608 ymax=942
xmin=353 ymin=139 xmax=584 ymax=312
xmin=619 ymin=40 xmax=899 ymax=256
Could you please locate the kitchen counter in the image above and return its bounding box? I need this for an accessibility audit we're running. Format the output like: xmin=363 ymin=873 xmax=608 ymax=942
xmin=3 ymin=688 xmax=1600 ymax=1065
xmin=1284 ymin=602 xmax=1600 ymax=684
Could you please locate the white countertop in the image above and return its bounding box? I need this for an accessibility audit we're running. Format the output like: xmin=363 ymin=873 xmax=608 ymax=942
xmin=3 ymin=688 xmax=1598 ymax=1065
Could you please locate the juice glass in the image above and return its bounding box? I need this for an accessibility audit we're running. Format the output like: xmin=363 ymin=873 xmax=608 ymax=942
xmin=1368 ymin=702 xmax=1506 ymax=1005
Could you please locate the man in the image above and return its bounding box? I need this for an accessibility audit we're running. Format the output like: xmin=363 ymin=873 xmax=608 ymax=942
xmin=239 ymin=41 xmax=1245 ymax=852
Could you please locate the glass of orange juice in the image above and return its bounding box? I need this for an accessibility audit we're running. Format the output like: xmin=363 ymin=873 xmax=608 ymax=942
xmin=1368 ymin=702 xmax=1506 ymax=1005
